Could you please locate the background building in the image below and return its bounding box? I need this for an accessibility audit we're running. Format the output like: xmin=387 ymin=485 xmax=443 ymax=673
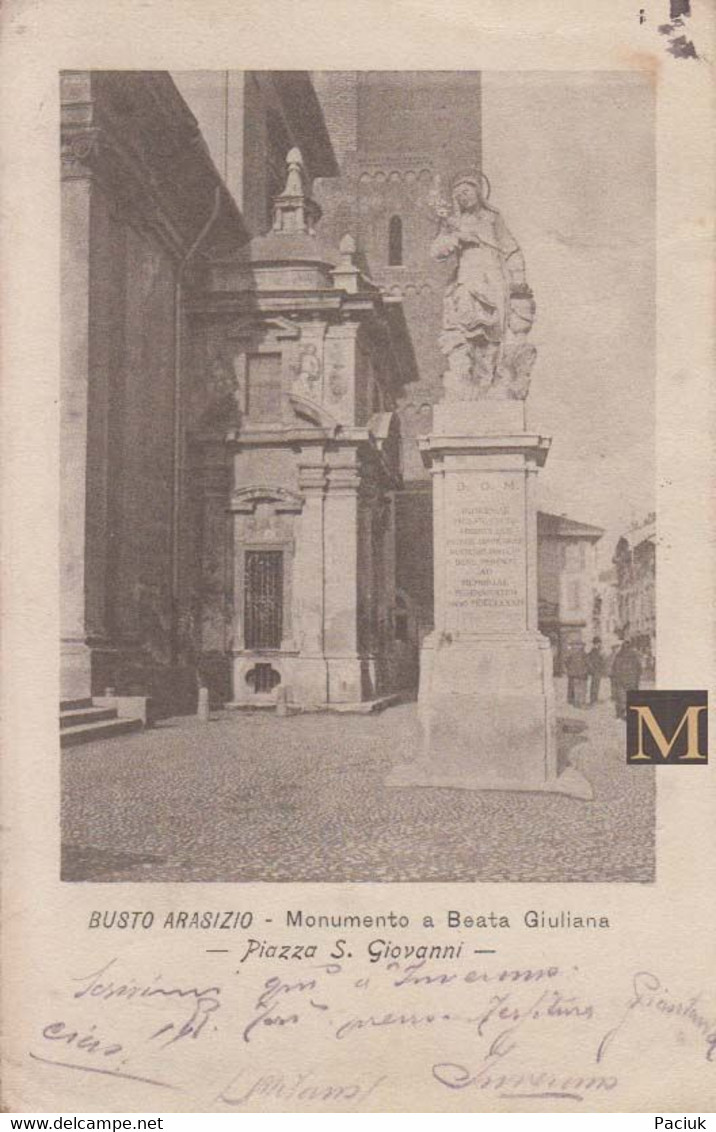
xmin=537 ymin=512 xmax=604 ymax=674
xmin=613 ymin=512 xmax=656 ymax=659
xmin=593 ymin=565 xmax=621 ymax=652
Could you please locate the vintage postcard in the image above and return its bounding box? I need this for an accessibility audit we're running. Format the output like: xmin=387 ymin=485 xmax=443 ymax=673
xmin=1 ymin=0 xmax=714 ymax=1115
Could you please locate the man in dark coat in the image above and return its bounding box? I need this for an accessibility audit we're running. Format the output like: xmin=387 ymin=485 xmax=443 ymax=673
xmin=565 ymin=642 xmax=589 ymax=708
xmin=608 ymin=643 xmax=620 ymax=703
xmin=586 ymin=637 xmax=606 ymax=705
xmin=611 ymin=637 xmax=642 ymax=720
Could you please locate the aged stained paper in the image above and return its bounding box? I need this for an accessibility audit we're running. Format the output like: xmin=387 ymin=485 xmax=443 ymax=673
xmin=1 ymin=0 xmax=715 ymax=1114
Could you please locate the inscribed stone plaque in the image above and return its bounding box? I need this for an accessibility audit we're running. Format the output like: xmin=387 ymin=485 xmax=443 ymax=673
xmin=444 ymin=471 xmax=526 ymax=634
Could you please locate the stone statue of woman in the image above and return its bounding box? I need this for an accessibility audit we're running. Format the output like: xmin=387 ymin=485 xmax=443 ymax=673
xmin=430 ymin=170 xmax=536 ymax=400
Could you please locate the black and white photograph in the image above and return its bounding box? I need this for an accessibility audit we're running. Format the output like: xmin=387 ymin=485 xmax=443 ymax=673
xmin=59 ymin=68 xmax=657 ymax=884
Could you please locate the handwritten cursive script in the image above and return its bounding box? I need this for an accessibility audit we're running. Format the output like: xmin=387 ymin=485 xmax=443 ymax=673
xmin=24 ymin=953 xmax=715 ymax=1109
xmin=597 ymin=970 xmax=716 ymax=1064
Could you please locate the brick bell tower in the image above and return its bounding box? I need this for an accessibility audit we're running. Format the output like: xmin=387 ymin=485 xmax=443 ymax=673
xmin=311 ymin=71 xmax=483 ymax=660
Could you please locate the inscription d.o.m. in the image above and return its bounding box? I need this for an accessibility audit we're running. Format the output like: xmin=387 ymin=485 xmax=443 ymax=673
xmin=444 ymin=472 xmax=526 ymax=633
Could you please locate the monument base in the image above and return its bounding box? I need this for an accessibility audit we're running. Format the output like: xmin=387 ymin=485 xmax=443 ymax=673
xmin=387 ymin=762 xmax=592 ymax=798
xmin=385 ymin=400 xmax=593 ymax=801
xmin=387 ymin=632 xmax=592 ymax=799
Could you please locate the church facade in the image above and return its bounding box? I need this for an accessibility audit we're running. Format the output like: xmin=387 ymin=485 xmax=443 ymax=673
xmin=186 ymin=154 xmax=417 ymax=708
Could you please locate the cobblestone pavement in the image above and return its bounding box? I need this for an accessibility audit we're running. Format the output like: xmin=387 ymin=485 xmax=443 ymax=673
xmin=61 ymin=688 xmax=654 ymax=883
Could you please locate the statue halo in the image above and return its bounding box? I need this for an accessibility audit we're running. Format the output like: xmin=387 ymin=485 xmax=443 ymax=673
xmin=450 ymin=169 xmax=491 ymax=202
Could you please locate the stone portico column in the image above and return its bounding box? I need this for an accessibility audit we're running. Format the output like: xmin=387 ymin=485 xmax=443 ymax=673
xmin=60 ymin=170 xmax=96 ymax=701
xmin=60 ymin=159 xmax=123 ymax=701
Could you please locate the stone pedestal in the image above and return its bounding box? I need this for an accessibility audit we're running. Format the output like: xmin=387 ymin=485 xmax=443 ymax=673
xmin=389 ymin=401 xmax=592 ymax=799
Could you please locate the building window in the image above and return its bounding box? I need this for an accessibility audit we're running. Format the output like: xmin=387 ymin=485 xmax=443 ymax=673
xmin=244 ymin=550 xmax=283 ymax=649
xmin=568 ymin=579 xmax=582 ymax=614
xmin=246 ymin=663 xmax=281 ymax=694
xmin=563 ymin=542 xmax=585 ymax=571
xmin=388 ymin=215 xmax=403 ymax=265
xmin=246 ymin=353 xmax=282 ymax=423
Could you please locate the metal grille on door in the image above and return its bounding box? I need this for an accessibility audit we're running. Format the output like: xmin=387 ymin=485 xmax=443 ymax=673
xmin=244 ymin=550 xmax=283 ymax=650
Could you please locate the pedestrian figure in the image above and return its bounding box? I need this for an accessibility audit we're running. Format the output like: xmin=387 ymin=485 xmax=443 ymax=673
xmin=565 ymin=642 xmax=589 ymax=707
xmin=611 ymin=637 xmax=642 ymax=720
xmin=564 ymin=644 xmax=576 ymax=705
xmin=586 ymin=636 xmax=606 ymax=705
xmin=608 ymin=643 xmax=620 ymax=703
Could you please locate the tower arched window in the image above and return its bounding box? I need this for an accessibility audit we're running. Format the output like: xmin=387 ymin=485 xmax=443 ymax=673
xmin=388 ymin=215 xmax=403 ymax=266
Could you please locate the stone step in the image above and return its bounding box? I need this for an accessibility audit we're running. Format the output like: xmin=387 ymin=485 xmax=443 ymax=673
xmin=60 ymin=706 xmax=118 ymax=729
xmin=60 ymin=697 xmax=93 ymax=712
xmin=225 ymin=691 xmax=409 ymax=715
xmin=329 ymin=692 xmax=407 ymax=715
xmin=61 ymin=717 xmax=144 ymax=748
